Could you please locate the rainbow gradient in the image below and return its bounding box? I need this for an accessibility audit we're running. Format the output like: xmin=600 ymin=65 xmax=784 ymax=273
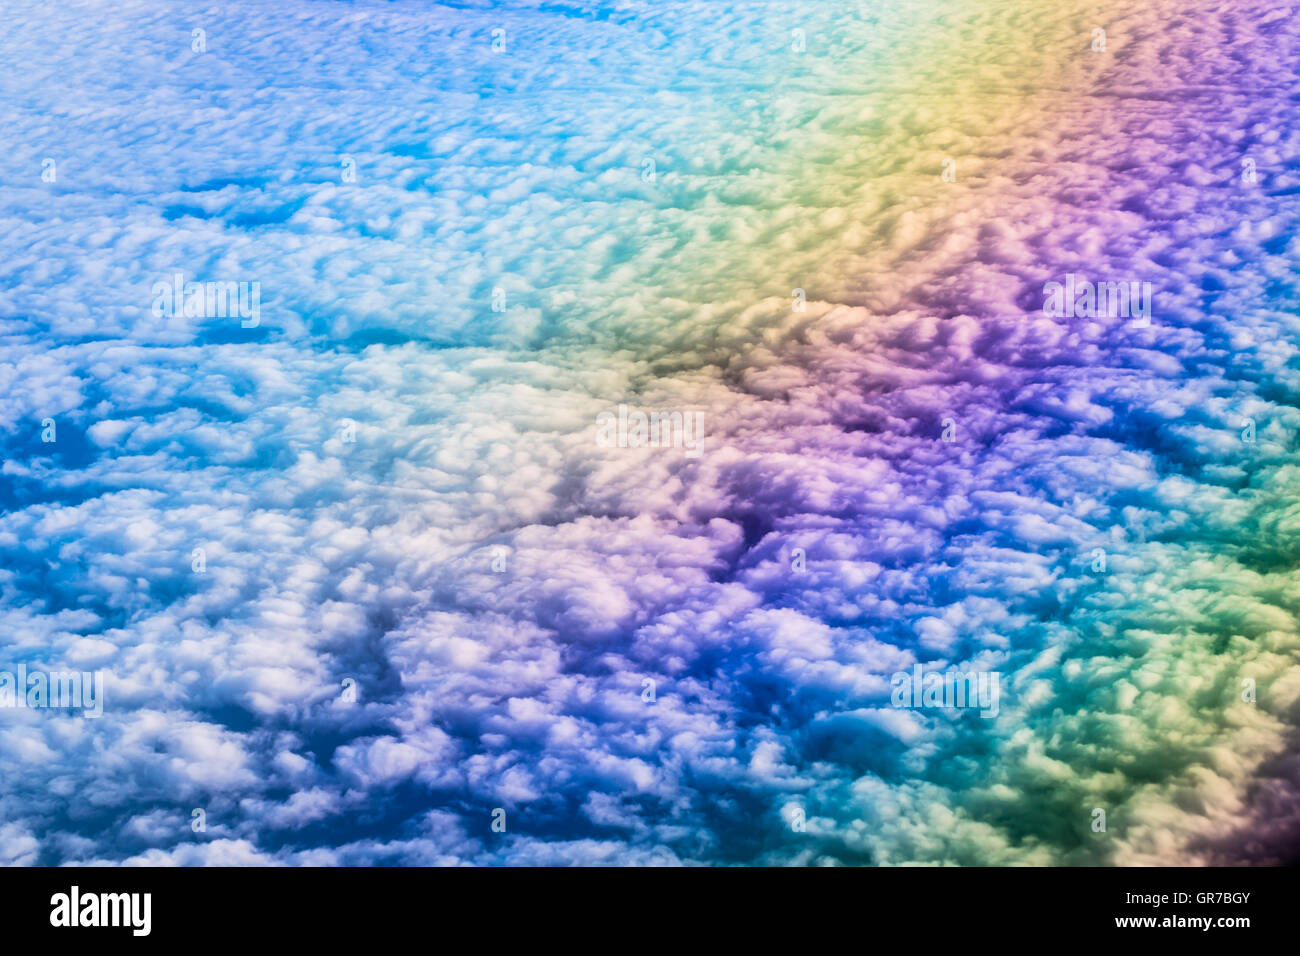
xmin=0 ymin=0 xmax=1297 ymax=865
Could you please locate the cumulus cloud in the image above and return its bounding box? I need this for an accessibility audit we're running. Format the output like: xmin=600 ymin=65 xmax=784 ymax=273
xmin=0 ymin=0 xmax=1297 ymax=866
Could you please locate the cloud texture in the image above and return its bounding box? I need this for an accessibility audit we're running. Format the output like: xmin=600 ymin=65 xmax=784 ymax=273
xmin=0 ymin=0 xmax=1298 ymax=865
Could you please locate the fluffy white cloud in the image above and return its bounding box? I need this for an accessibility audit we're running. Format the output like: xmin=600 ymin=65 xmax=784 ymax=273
xmin=0 ymin=0 xmax=1297 ymax=866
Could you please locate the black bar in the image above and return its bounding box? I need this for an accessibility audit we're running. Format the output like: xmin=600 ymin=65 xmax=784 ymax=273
xmin=3 ymin=865 xmax=1289 ymax=943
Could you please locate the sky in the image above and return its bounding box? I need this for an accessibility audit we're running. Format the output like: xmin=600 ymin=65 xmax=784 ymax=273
xmin=0 ymin=0 xmax=1298 ymax=865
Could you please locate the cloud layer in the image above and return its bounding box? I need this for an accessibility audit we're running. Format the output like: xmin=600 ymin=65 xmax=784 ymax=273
xmin=0 ymin=0 xmax=1298 ymax=865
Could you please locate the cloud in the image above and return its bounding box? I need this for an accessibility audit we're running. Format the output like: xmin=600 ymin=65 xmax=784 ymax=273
xmin=0 ymin=0 xmax=1297 ymax=866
